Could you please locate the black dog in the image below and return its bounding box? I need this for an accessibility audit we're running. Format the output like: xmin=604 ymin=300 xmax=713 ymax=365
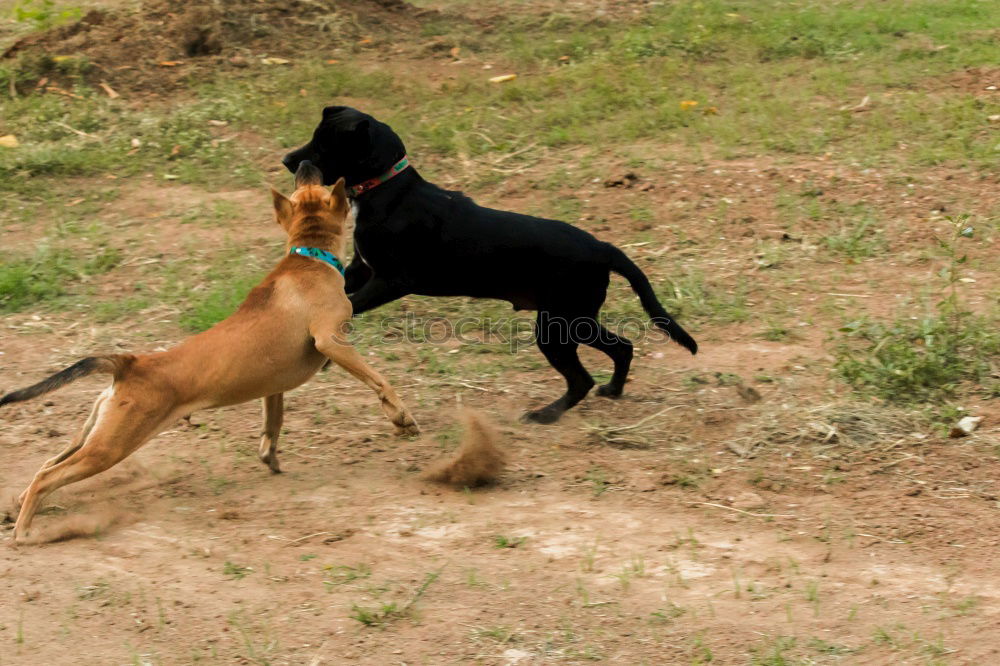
xmin=283 ymin=106 xmax=696 ymax=423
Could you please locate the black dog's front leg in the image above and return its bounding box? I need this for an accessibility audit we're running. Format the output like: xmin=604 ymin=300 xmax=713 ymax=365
xmin=343 ymin=253 xmax=372 ymax=294
xmin=348 ymin=277 xmax=409 ymax=315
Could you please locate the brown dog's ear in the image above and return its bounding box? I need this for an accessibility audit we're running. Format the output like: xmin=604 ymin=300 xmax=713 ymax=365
xmin=271 ymin=188 xmax=294 ymax=231
xmin=331 ymin=177 xmax=346 ymax=197
xmin=330 ymin=177 xmax=348 ymax=211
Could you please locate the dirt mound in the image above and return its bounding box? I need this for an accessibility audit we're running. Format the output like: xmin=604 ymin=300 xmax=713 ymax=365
xmin=421 ymin=410 xmax=506 ymax=488
xmin=2 ymin=0 xmax=423 ymax=93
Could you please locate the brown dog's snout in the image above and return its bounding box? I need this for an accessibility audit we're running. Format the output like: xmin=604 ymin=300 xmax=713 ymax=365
xmin=294 ymin=160 xmax=323 ymax=187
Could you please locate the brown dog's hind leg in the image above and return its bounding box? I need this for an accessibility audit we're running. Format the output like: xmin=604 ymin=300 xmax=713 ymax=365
xmin=313 ymin=329 xmax=419 ymax=437
xmin=258 ymin=393 xmax=283 ymax=473
xmin=44 ymin=389 xmax=109 ymax=469
xmin=16 ymin=389 xmax=111 ymax=511
xmin=14 ymin=395 xmax=172 ymax=543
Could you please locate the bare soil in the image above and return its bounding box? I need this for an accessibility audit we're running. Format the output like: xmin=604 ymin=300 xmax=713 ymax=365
xmin=2 ymin=2 xmax=1000 ymax=665
xmin=2 ymin=0 xmax=423 ymax=92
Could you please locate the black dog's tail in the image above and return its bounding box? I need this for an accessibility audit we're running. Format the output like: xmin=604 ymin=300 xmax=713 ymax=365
xmin=0 ymin=355 xmax=132 ymax=407
xmin=608 ymin=245 xmax=698 ymax=355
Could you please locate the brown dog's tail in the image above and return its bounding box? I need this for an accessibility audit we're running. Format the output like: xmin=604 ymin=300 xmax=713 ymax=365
xmin=607 ymin=244 xmax=698 ymax=355
xmin=0 ymin=355 xmax=132 ymax=407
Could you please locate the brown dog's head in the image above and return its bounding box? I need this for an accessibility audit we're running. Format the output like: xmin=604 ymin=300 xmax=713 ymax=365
xmin=271 ymin=161 xmax=349 ymax=251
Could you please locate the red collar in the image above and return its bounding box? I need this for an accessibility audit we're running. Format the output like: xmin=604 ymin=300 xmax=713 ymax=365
xmin=347 ymin=156 xmax=410 ymax=197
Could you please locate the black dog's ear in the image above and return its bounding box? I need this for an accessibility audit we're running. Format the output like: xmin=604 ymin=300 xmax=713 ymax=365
xmin=322 ymin=105 xmax=347 ymax=119
xmin=321 ymin=106 xmax=369 ymax=134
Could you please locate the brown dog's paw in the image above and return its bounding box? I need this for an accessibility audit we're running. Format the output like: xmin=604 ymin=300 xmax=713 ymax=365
xmin=394 ymin=415 xmax=420 ymax=438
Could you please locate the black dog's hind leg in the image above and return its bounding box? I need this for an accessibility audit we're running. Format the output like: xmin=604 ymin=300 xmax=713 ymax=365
xmin=522 ymin=312 xmax=595 ymax=424
xmin=584 ymin=324 xmax=634 ymax=398
xmin=348 ymin=277 xmax=408 ymax=315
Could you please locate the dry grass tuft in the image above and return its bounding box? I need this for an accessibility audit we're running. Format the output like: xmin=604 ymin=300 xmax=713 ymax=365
xmin=729 ymin=402 xmax=931 ymax=459
xmin=422 ymin=410 xmax=505 ymax=488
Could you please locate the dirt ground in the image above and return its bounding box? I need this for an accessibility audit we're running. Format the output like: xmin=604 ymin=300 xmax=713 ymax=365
xmin=2 ymin=1 xmax=1000 ymax=665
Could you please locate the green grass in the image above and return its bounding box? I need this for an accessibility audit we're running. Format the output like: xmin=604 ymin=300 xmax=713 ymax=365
xmin=821 ymin=214 xmax=889 ymax=260
xmin=323 ymin=564 xmax=372 ymax=590
xmin=3 ymin=0 xmax=997 ymax=198
xmin=348 ymin=570 xmax=440 ymax=627
xmin=493 ymin=534 xmax=527 ymax=549
xmin=223 ymin=561 xmax=252 ymax=579
xmin=833 ymin=218 xmax=999 ymax=402
xmin=0 ymin=245 xmax=121 ymax=312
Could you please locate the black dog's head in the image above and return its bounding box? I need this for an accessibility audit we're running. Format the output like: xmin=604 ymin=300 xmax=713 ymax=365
xmin=282 ymin=106 xmax=407 ymax=188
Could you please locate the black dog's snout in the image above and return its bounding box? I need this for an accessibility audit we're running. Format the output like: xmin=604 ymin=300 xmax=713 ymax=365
xmin=282 ymin=145 xmax=312 ymax=174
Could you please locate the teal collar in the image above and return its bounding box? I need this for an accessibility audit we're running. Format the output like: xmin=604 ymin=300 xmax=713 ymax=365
xmin=289 ymin=246 xmax=345 ymax=275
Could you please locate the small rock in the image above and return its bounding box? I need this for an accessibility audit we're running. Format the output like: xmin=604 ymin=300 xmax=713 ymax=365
xmin=731 ymin=491 xmax=766 ymax=510
xmin=631 ymin=475 xmax=658 ymax=492
xmin=603 ymin=172 xmax=639 ymax=188
xmin=736 ymin=384 xmax=762 ymax=403
xmin=503 ymin=648 xmax=534 ymax=665
xmin=949 ymin=416 xmax=982 ymax=438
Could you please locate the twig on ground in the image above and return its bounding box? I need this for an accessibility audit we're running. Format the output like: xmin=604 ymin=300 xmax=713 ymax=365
xmin=690 ymin=502 xmax=796 ymax=519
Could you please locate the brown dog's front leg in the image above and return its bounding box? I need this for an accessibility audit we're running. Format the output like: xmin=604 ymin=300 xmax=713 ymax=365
xmin=258 ymin=393 xmax=283 ymax=473
xmin=312 ymin=328 xmax=419 ymax=437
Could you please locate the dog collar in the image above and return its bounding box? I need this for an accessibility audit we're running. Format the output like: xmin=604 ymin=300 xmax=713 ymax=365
xmin=289 ymin=246 xmax=345 ymax=275
xmin=347 ymin=155 xmax=410 ymax=197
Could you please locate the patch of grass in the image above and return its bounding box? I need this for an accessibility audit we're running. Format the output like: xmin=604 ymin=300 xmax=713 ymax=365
xmin=493 ymin=534 xmax=527 ymax=549
xmin=223 ymin=561 xmax=252 ymax=580
xmin=10 ymin=0 xmax=81 ymax=30
xmin=657 ymin=270 xmax=751 ymax=327
xmin=750 ymin=636 xmax=797 ymax=666
xmin=833 ymin=218 xmax=999 ymax=401
xmin=349 ymin=570 xmax=441 ymax=627
xmin=649 ymin=603 xmax=687 ymax=624
xmin=822 ymin=214 xmax=889 ymax=260
xmin=759 ymin=322 xmax=792 ymax=342
xmin=0 ymin=245 xmax=121 ymax=312
xmin=804 ymin=581 xmax=821 ymax=616
xmin=583 ymin=467 xmax=610 ymax=497
xmin=807 ymin=638 xmax=855 ymax=656
xmin=472 ymin=625 xmax=519 ymax=643
xmin=613 ymin=556 xmax=646 ymax=591
xmin=323 ymin=563 xmax=372 ymax=589
xmin=226 ymin=611 xmax=276 ymax=665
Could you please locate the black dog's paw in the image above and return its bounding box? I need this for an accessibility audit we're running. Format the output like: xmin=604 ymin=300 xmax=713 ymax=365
xmin=520 ymin=407 xmax=563 ymax=425
xmin=595 ymin=383 xmax=624 ymax=398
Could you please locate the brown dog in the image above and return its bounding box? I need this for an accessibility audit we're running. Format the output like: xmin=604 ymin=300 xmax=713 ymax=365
xmin=1 ymin=161 xmax=419 ymax=543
